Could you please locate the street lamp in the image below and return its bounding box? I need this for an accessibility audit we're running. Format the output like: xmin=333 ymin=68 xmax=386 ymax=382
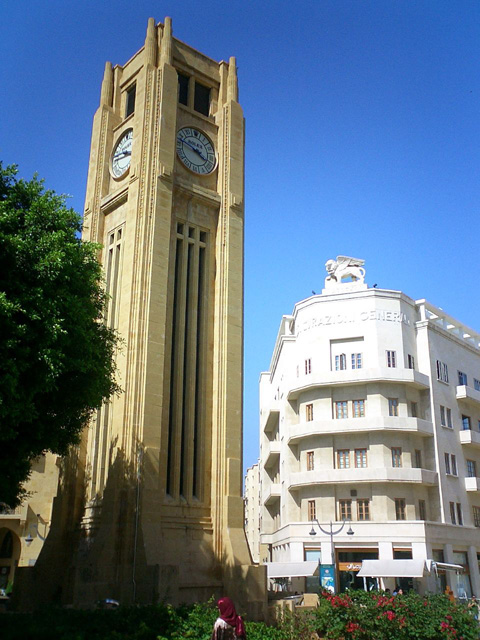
xmin=309 ymin=518 xmax=354 ymax=593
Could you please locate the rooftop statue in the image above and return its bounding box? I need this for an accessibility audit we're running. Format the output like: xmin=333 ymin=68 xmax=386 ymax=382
xmin=325 ymin=256 xmax=366 ymax=288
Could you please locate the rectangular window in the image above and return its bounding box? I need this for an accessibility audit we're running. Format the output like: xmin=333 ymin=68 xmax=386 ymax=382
xmin=473 ymin=506 xmax=480 ymax=528
xmin=305 ymin=358 xmax=312 ymax=374
xmin=352 ymin=399 xmax=365 ymax=418
xmin=458 ymin=371 xmax=468 ymax=386
xmin=474 ymin=379 xmax=480 ymax=392
xmin=447 ymin=408 xmax=452 ymax=428
xmin=335 ymin=354 xmax=346 ymax=371
xmin=308 ymin=500 xmax=316 ymax=521
xmin=440 ymin=405 xmax=446 ymax=426
xmin=392 ymin=447 xmax=402 ymax=468
xmin=351 ymin=353 xmax=362 ymax=369
xmin=419 ymin=499 xmax=426 ymax=520
xmin=407 ymin=354 xmax=415 ymax=369
xmin=436 ymin=360 xmax=449 ymax=383
xmin=467 ymin=460 xmax=477 ymax=478
xmin=456 ymin=503 xmax=463 ymax=526
xmin=178 ymin=72 xmax=189 ymax=106
xmin=388 ymin=398 xmax=399 ymax=417
xmin=478 ymin=420 xmax=480 ymax=432
xmin=386 ymin=350 xmax=397 ymax=368
xmin=125 ymin=84 xmax=136 ymax=117
xmin=445 ymin=452 xmax=451 ymax=475
xmin=355 ymin=448 xmax=367 ymax=468
xmin=337 ymin=450 xmax=350 ymax=469
xmin=451 ymin=454 xmax=457 ymax=476
xmin=334 ymin=401 xmax=348 ymax=419
xmin=357 ymin=499 xmax=370 ymax=521
xmin=307 ymin=451 xmax=314 ymax=471
xmin=414 ymin=449 xmax=422 ymax=468
xmin=339 ymin=499 xmax=352 ymax=520
xmin=411 ymin=402 xmax=418 ymax=418
xmin=450 ymin=502 xmax=456 ymax=524
xmin=306 ymin=403 xmax=313 ymax=422
xmin=395 ymin=498 xmax=406 ymax=520
xmin=462 ymin=415 xmax=471 ymax=431
xmin=194 ymin=81 xmax=210 ymax=116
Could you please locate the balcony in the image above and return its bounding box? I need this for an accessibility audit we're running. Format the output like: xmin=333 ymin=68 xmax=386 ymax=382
xmin=0 ymin=504 xmax=27 ymax=521
xmin=465 ymin=477 xmax=480 ymax=492
xmin=288 ymin=467 xmax=438 ymax=490
xmin=263 ymin=403 xmax=280 ymax=434
xmin=288 ymin=416 xmax=433 ymax=444
xmin=263 ymin=483 xmax=281 ymax=505
xmin=264 ymin=440 xmax=281 ymax=468
xmin=456 ymin=385 xmax=480 ymax=408
xmin=459 ymin=429 xmax=480 ymax=449
xmin=288 ymin=368 xmax=430 ymax=400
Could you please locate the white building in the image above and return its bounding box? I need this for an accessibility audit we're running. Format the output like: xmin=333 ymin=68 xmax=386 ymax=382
xmin=258 ymin=257 xmax=480 ymax=596
xmin=244 ymin=463 xmax=262 ymax=563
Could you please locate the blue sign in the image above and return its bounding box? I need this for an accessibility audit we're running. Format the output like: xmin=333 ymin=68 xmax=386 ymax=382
xmin=320 ymin=564 xmax=336 ymax=593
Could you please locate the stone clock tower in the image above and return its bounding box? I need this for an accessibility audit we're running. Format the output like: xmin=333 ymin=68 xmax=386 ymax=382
xmin=16 ymin=17 xmax=265 ymax=615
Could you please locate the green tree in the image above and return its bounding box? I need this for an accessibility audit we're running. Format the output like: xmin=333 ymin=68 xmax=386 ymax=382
xmin=0 ymin=163 xmax=119 ymax=507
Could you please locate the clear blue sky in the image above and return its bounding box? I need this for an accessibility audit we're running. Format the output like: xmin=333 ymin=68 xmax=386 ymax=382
xmin=1 ymin=1 xmax=479 ymax=475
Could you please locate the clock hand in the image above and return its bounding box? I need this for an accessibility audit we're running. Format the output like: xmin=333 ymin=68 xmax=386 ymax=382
xmin=180 ymin=138 xmax=207 ymax=161
xmin=114 ymin=150 xmax=131 ymax=159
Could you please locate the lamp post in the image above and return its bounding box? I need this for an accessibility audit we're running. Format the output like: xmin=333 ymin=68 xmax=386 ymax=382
xmin=309 ymin=518 xmax=354 ymax=593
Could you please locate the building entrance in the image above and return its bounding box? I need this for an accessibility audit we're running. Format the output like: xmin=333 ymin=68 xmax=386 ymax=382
xmin=337 ymin=550 xmax=378 ymax=591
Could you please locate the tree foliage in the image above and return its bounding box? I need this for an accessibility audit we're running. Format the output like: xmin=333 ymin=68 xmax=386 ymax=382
xmin=0 ymin=163 xmax=119 ymax=507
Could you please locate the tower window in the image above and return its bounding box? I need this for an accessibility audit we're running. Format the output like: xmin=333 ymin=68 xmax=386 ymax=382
xmin=125 ymin=84 xmax=136 ymax=118
xmin=194 ymin=81 xmax=210 ymax=116
xmin=178 ymin=72 xmax=189 ymax=105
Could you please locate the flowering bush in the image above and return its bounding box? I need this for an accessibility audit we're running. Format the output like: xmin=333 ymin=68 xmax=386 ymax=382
xmin=313 ymin=589 xmax=479 ymax=640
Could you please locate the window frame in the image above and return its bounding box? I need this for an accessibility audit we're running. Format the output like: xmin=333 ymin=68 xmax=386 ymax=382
xmin=352 ymin=399 xmax=365 ymax=418
xmin=351 ymin=353 xmax=362 ymax=369
xmin=386 ymin=350 xmax=397 ymax=368
xmin=391 ymin=447 xmax=402 ymax=468
xmin=335 ymin=354 xmax=346 ymax=371
xmin=395 ymin=498 xmax=406 ymax=520
xmin=418 ymin=499 xmax=426 ymax=520
xmin=306 ymin=451 xmax=315 ymax=471
xmin=308 ymin=499 xmax=316 ymax=521
xmin=458 ymin=370 xmax=468 ymax=386
xmin=337 ymin=449 xmax=350 ymax=469
xmin=306 ymin=403 xmax=314 ymax=422
xmin=450 ymin=501 xmax=456 ymax=524
xmin=334 ymin=401 xmax=348 ymax=419
xmin=357 ymin=498 xmax=370 ymax=521
xmin=388 ymin=398 xmax=399 ymax=417
xmin=436 ymin=360 xmax=449 ymax=383
xmin=339 ymin=499 xmax=352 ymax=520
xmin=467 ymin=459 xmax=477 ymax=478
xmin=355 ymin=448 xmax=367 ymax=468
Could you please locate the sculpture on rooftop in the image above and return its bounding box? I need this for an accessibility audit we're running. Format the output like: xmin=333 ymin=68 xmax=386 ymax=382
xmin=325 ymin=256 xmax=366 ymax=288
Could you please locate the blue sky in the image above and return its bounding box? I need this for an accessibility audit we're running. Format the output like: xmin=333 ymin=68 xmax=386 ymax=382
xmin=1 ymin=1 xmax=479 ymax=474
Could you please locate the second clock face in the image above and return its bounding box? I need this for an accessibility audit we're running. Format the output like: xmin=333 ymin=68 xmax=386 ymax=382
xmin=111 ymin=129 xmax=133 ymax=178
xmin=176 ymin=127 xmax=216 ymax=175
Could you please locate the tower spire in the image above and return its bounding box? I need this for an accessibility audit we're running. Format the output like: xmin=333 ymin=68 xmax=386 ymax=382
xmin=100 ymin=61 xmax=113 ymax=107
xmin=144 ymin=17 xmax=157 ymax=66
xmin=227 ymin=56 xmax=238 ymax=102
xmin=160 ymin=17 xmax=173 ymax=66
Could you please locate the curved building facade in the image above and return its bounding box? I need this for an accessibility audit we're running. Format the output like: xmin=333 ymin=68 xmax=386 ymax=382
xmin=259 ymin=266 xmax=480 ymax=596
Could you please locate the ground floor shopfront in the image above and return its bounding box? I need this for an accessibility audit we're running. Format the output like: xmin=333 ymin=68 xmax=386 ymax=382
xmin=264 ymin=522 xmax=480 ymax=597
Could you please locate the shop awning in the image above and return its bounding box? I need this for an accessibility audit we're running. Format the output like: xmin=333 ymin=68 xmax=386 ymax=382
xmin=357 ymin=559 xmax=426 ymax=578
xmin=426 ymin=561 xmax=464 ymax=573
xmin=266 ymin=561 xmax=319 ymax=578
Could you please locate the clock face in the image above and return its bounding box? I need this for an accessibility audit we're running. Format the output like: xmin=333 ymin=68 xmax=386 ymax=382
xmin=176 ymin=127 xmax=216 ymax=175
xmin=111 ymin=129 xmax=133 ymax=178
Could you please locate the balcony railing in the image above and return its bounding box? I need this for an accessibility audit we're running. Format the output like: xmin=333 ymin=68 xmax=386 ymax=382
xmin=459 ymin=430 xmax=480 ymax=449
xmin=288 ymin=467 xmax=438 ymax=489
xmin=465 ymin=476 xmax=480 ymax=492
xmin=288 ymin=368 xmax=430 ymax=400
xmin=456 ymin=385 xmax=480 ymax=407
xmin=288 ymin=416 xmax=433 ymax=443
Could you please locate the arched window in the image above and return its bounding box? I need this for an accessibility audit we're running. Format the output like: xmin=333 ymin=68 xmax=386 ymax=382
xmin=0 ymin=530 xmax=13 ymax=558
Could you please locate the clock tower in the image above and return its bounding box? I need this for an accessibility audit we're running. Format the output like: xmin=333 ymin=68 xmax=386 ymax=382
xmin=30 ymin=17 xmax=265 ymax=614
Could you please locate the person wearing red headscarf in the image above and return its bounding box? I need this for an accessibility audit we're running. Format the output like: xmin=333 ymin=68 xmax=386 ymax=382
xmin=211 ymin=596 xmax=247 ymax=640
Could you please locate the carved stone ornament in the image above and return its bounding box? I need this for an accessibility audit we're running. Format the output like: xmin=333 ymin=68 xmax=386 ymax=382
xmin=324 ymin=256 xmax=366 ymax=291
